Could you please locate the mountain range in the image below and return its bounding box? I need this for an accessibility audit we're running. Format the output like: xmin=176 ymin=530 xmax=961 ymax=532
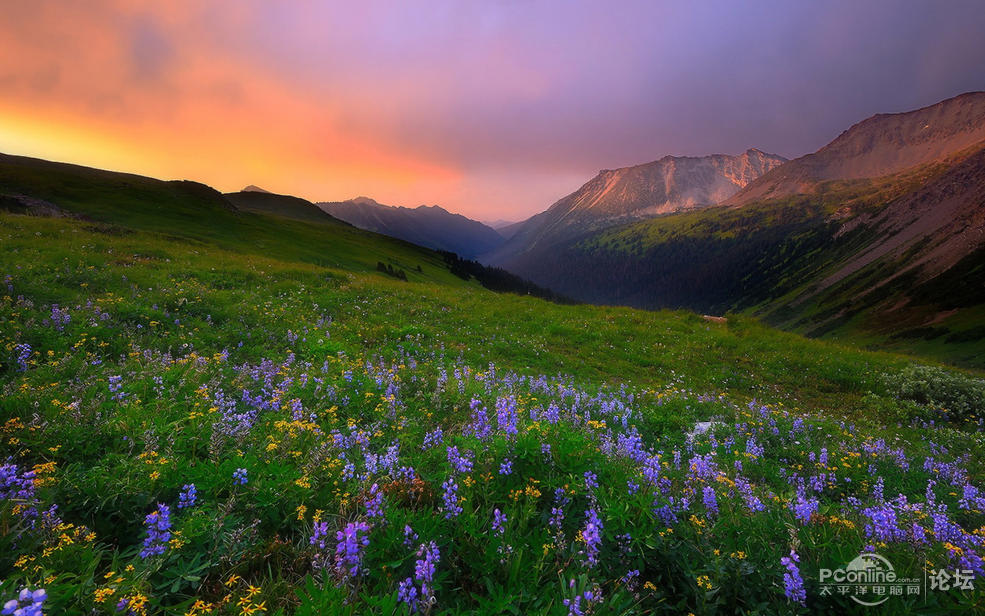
xmin=486 ymin=148 xmax=787 ymax=264
xmin=319 ymin=196 xmax=504 ymax=259
xmin=486 ymin=91 xmax=985 ymax=364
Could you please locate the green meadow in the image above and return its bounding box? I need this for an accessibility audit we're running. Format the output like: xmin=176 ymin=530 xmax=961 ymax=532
xmin=1 ymin=167 xmax=984 ymax=614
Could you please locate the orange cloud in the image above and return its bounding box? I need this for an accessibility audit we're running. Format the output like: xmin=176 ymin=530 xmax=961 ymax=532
xmin=0 ymin=2 xmax=462 ymax=210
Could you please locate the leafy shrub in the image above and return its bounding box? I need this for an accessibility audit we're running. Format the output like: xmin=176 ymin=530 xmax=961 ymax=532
xmin=884 ymin=365 xmax=985 ymax=422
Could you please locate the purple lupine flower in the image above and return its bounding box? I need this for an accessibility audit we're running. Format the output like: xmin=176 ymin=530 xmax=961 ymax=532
xmin=365 ymin=483 xmax=385 ymax=519
xmin=177 ymin=484 xmax=197 ymax=509
xmin=397 ymin=577 xmax=418 ymax=611
xmin=583 ymin=471 xmax=599 ymax=492
xmin=911 ymin=522 xmax=927 ymax=544
xmin=492 ymin=508 xmax=507 ymax=536
xmin=781 ymin=550 xmax=806 ymax=605
xmin=0 ymin=463 xmax=36 ymax=503
xmin=581 ymin=508 xmax=603 ymax=568
xmin=441 ymin=478 xmax=462 ymax=519
xmin=152 ymin=375 xmax=165 ymax=397
xmin=653 ymin=502 xmax=679 ymax=527
xmin=745 ymin=437 xmax=764 ymax=458
xmin=549 ymin=487 xmax=569 ymax=532
xmin=415 ymin=541 xmax=440 ymax=601
xmin=959 ymin=484 xmax=985 ymax=511
xmin=499 ymin=459 xmax=513 ymax=475
xmin=544 ymin=402 xmax=561 ymax=424
xmin=790 ymin=488 xmax=818 ymax=525
xmin=861 ymin=503 xmax=902 ymax=542
xmin=446 ymin=446 xmax=473 ymax=474
xmin=616 ymin=532 xmax=633 ymax=558
xmin=309 ymin=521 xmax=333 ymax=570
xmin=808 ymin=474 xmax=826 ymax=493
xmin=872 ymin=476 xmax=884 ymax=502
xmin=1 ymin=588 xmax=46 ymax=616
xmin=14 ymin=343 xmax=31 ymax=371
xmin=334 ymin=521 xmax=371 ymax=579
xmin=49 ymin=304 xmax=71 ymax=331
xmin=213 ymin=389 xmax=258 ymax=442
xmin=403 ymin=524 xmax=418 ymax=547
xmin=496 ymin=396 xmax=519 ymax=437
xmin=735 ymin=477 xmax=765 ymax=513
xmin=703 ymin=485 xmax=719 ymax=519
xmin=563 ymin=584 xmax=602 ymax=616
xmin=641 ymin=455 xmax=662 ymax=486
xmin=541 ymin=443 xmax=552 ymax=458
xmin=563 ymin=595 xmax=585 ymax=616
xmin=108 ymin=375 xmax=128 ymax=402
xmin=232 ymin=468 xmax=248 ymax=485
xmin=288 ymin=398 xmax=304 ymax=421
xmin=421 ymin=427 xmax=444 ymax=450
xmin=469 ymin=399 xmax=492 ymax=441
xmin=626 ymin=480 xmax=639 ymax=495
xmin=139 ymin=503 xmax=172 ymax=558
xmin=341 ymin=462 xmax=355 ymax=482
xmin=688 ymin=453 xmax=717 ymax=480
xmin=621 ymin=569 xmax=640 ymax=591
xmin=310 ymin=521 xmax=330 ymax=551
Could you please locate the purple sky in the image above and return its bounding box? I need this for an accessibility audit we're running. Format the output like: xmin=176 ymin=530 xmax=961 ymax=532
xmin=2 ymin=1 xmax=984 ymax=220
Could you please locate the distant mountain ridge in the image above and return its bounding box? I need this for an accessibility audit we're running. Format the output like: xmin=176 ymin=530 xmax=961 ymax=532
xmin=727 ymin=92 xmax=985 ymax=206
xmin=487 ymin=148 xmax=786 ymax=264
xmin=319 ymin=197 xmax=504 ymax=259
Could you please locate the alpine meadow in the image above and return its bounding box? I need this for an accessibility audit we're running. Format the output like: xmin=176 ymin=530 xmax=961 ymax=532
xmin=3 ymin=3 xmax=985 ymax=616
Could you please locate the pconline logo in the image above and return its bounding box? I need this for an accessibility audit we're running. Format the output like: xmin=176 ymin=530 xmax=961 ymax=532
xmin=819 ymin=553 xmax=919 ymax=606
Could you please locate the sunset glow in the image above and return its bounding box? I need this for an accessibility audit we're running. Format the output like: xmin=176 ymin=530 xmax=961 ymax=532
xmin=2 ymin=1 xmax=984 ymax=219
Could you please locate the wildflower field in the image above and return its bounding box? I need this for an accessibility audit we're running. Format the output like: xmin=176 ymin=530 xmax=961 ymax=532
xmin=2 ymin=212 xmax=985 ymax=615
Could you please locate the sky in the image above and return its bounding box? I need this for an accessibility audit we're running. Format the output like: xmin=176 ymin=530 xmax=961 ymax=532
xmin=1 ymin=1 xmax=984 ymax=221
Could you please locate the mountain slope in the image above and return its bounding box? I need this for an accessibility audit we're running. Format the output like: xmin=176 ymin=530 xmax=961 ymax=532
xmin=0 ymin=152 xmax=237 ymax=226
xmin=0 ymin=152 xmax=483 ymax=287
xmin=487 ymin=148 xmax=786 ymax=265
xmin=489 ymin=93 xmax=985 ymax=366
xmin=319 ymin=197 xmax=504 ymax=259
xmin=494 ymin=219 xmax=527 ymax=240
xmin=728 ymin=91 xmax=985 ymax=206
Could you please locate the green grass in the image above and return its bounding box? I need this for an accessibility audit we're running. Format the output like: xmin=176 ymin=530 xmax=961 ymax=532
xmin=1 ymin=157 xmax=984 ymax=615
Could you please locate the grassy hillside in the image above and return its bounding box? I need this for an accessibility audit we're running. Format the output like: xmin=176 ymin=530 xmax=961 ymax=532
xmin=0 ymin=152 xmax=477 ymax=288
xmin=2 ymin=198 xmax=985 ymax=615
